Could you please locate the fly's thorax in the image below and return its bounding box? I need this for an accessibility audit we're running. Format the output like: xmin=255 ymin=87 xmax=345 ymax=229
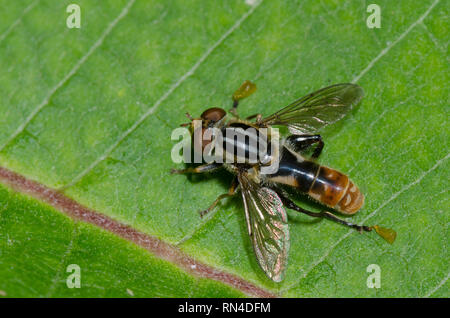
xmin=190 ymin=116 xmax=280 ymax=167
xmin=215 ymin=122 xmax=276 ymax=165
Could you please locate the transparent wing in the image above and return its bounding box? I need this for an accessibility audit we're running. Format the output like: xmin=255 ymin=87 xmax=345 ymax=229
xmin=262 ymin=83 xmax=364 ymax=134
xmin=238 ymin=173 xmax=290 ymax=282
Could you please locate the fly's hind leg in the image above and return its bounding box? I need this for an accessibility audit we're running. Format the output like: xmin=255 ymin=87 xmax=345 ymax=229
xmin=274 ymin=188 xmax=370 ymax=232
xmin=283 ymin=197 xmax=371 ymax=232
xmin=274 ymin=190 xmax=396 ymax=243
xmin=199 ymin=176 xmax=239 ymax=218
xmin=285 ymin=134 xmax=324 ymax=159
xmin=170 ymin=163 xmax=222 ymax=175
xmin=230 ymin=80 xmax=257 ymax=117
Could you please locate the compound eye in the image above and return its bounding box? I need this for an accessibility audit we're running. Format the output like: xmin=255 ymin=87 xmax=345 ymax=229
xmin=200 ymin=107 xmax=226 ymax=122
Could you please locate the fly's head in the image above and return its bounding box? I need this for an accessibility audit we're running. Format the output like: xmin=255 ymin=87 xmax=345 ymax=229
xmin=181 ymin=107 xmax=227 ymax=156
xmin=200 ymin=107 xmax=227 ymax=128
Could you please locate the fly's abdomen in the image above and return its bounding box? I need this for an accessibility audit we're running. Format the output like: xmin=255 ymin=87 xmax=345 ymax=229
xmin=267 ymin=148 xmax=364 ymax=214
xmin=308 ymin=166 xmax=364 ymax=214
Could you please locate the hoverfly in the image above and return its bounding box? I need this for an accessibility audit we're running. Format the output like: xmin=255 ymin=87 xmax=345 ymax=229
xmin=171 ymin=80 xmax=396 ymax=282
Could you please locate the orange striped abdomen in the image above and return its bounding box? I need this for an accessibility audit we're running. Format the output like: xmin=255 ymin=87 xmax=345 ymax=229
xmin=308 ymin=166 xmax=364 ymax=215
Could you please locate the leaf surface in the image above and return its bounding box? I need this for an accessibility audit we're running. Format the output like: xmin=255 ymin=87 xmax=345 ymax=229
xmin=0 ymin=0 xmax=448 ymax=297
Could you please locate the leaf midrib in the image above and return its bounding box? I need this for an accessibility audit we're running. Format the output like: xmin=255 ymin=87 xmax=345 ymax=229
xmin=0 ymin=165 xmax=276 ymax=297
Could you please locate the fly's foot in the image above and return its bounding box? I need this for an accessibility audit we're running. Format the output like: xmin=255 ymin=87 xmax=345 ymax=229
xmin=170 ymin=168 xmax=184 ymax=174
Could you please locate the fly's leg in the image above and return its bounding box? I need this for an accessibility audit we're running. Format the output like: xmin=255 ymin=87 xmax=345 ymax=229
xmin=199 ymin=177 xmax=239 ymax=218
xmin=245 ymin=113 xmax=263 ymax=124
xmin=170 ymin=163 xmax=222 ymax=174
xmin=230 ymin=80 xmax=257 ymax=117
xmin=285 ymin=134 xmax=324 ymax=159
xmin=276 ymin=190 xmax=370 ymax=232
xmin=275 ymin=190 xmax=396 ymax=243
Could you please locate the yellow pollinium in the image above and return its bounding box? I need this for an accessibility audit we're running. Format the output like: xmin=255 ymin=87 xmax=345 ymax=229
xmin=233 ymin=80 xmax=257 ymax=101
xmin=373 ymin=225 xmax=397 ymax=244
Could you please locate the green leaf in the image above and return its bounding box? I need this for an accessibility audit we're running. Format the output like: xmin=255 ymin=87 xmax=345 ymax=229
xmin=0 ymin=0 xmax=448 ymax=297
xmin=0 ymin=184 xmax=245 ymax=297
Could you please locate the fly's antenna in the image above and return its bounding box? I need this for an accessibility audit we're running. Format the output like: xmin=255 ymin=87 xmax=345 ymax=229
xmin=180 ymin=112 xmax=195 ymax=127
xmin=185 ymin=112 xmax=194 ymax=120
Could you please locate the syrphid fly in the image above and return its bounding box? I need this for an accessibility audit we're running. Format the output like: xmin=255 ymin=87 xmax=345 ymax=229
xmin=171 ymin=80 xmax=397 ymax=282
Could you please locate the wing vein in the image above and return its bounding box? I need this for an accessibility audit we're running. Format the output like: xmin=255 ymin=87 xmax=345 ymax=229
xmin=0 ymin=0 xmax=137 ymax=152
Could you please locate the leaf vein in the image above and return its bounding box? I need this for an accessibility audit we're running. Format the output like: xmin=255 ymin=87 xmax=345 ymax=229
xmin=0 ymin=0 xmax=136 ymax=152
xmin=424 ymin=271 xmax=450 ymax=297
xmin=351 ymin=0 xmax=440 ymax=83
xmin=0 ymin=166 xmax=275 ymax=298
xmin=420 ymin=21 xmax=447 ymax=54
xmin=61 ymin=0 xmax=263 ymax=190
xmin=0 ymin=0 xmax=39 ymax=44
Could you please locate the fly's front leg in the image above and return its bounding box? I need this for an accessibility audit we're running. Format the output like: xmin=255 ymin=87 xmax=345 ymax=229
xmin=285 ymin=134 xmax=324 ymax=159
xmin=199 ymin=176 xmax=239 ymax=218
xmin=230 ymin=80 xmax=257 ymax=117
xmin=170 ymin=163 xmax=222 ymax=175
